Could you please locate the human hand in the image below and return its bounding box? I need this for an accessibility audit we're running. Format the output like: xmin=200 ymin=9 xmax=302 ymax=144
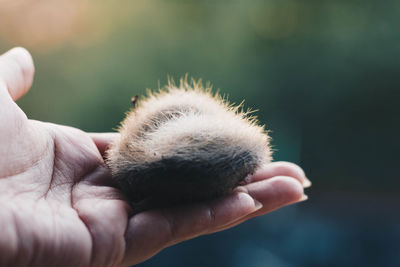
xmin=0 ymin=47 xmax=310 ymax=267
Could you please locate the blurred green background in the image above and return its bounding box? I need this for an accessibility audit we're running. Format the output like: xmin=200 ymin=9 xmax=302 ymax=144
xmin=1 ymin=0 xmax=399 ymax=266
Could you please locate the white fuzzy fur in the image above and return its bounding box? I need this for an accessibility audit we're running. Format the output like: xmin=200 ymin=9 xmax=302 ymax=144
xmin=106 ymin=78 xmax=272 ymax=211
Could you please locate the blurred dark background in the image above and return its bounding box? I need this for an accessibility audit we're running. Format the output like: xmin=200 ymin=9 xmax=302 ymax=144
xmin=1 ymin=0 xmax=399 ymax=266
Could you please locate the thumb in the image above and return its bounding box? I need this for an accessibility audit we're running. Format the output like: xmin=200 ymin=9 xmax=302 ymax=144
xmin=0 ymin=47 xmax=35 ymax=102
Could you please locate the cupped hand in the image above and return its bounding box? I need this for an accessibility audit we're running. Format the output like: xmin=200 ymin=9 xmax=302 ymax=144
xmin=0 ymin=47 xmax=310 ymax=267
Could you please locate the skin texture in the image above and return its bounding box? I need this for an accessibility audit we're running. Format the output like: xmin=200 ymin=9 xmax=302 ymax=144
xmin=0 ymin=47 xmax=310 ymax=267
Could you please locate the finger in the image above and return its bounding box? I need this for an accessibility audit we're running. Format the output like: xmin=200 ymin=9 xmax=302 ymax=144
xmin=88 ymin=132 xmax=119 ymax=156
xmin=0 ymin=47 xmax=35 ymax=101
xmin=122 ymin=192 xmax=262 ymax=266
xmin=215 ymin=176 xmax=306 ymax=232
xmin=251 ymin=161 xmax=311 ymax=188
xmin=72 ymin=183 xmax=131 ymax=267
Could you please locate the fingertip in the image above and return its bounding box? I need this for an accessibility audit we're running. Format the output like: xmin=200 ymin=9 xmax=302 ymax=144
xmin=212 ymin=177 xmax=308 ymax=232
xmin=234 ymin=192 xmax=263 ymax=213
xmin=8 ymin=47 xmax=35 ymax=74
xmin=11 ymin=47 xmax=35 ymax=92
xmin=0 ymin=47 xmax=35 ymax=101
xmin=268 ymin=176 xmax=305 ymax=203
xmin=245 ymin=175 xmax=305 ymax=209
xmin=252 ymin=161 xmax=311 ymax=189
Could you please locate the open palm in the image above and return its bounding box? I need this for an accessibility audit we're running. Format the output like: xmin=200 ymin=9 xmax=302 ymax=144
xmin=0 ymin=48 xmax=309 ymax=267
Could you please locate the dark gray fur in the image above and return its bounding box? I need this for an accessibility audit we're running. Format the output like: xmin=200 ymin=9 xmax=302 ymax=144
xmin=113 ymin=138 xmax=259 ymax=213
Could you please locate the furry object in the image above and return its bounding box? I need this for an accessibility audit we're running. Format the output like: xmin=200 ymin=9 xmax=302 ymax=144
xmin=106 ymin=79 xmax=272 ymax=213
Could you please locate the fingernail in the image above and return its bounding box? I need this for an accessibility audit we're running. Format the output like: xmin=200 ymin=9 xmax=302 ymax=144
xmin=233 ymin=186 xmax=248 ymax=194
xmin=303 ymin=177 xmax=312 ymax=188
xmin=299 ymin=194 xmax=308 ymax=202
xmin=253 ymin=198 xmax=263 ymax=210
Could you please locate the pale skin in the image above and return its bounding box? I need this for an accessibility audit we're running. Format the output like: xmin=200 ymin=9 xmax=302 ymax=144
xmin=0 ymin=47 xmax=311 ymax=267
